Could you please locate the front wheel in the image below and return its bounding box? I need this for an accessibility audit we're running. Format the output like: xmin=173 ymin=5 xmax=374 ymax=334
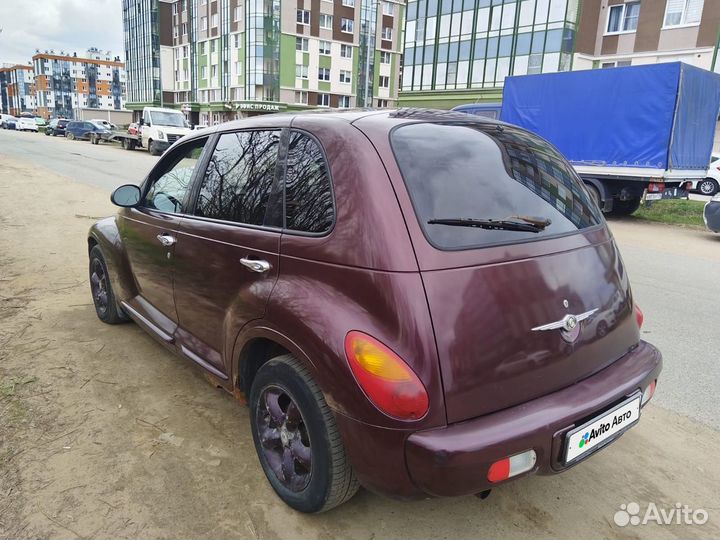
xmin=249 ymin=355 xmax=359 ymax=513
xmin=698 ymin=178 xmax=719 ymax=196
xmin=89 ymin=246 xmax=127 ymax=324
xmin=67 ymin=132 xmax=75 ymax=141
xmin=148 ymin=140 xmax=162 ymax=156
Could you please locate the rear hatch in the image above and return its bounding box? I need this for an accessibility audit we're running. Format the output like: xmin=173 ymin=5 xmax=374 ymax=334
xmin=390 ymin=121 xmax=641 ymax=423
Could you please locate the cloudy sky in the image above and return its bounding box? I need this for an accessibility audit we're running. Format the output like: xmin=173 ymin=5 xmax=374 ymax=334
xmin=0 ymin=0 xmax=124 ymax=65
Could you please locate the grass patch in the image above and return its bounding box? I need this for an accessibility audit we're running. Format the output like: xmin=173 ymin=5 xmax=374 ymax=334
xmin=632 ymin=199 xmax=706 ymax=228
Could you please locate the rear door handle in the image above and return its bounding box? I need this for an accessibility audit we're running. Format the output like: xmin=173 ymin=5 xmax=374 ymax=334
xmin=240 ymin=258 xmax=271 ymax=273
xmin=156 ymin=233 xmax=176 ymax=247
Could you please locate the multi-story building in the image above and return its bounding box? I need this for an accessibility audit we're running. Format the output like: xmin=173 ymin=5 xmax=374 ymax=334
xmin=31 ymin=48 xmax=126 ymax=118
xmin=0 ymin=64 xmax=36 ymax=115
xmin=123 ymin=0 xmax=405 ymax=125
xmin=399 ymin=0 xmax=581 ymax=108
xmin=574 ymin=0 xmax=720 ymax=71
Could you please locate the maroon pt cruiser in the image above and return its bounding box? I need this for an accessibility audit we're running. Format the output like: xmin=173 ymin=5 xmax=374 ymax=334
xmin=88 ymin=109 xmax=662 ymax=513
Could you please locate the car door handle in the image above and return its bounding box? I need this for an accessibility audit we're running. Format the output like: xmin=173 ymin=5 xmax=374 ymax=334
xmin=156 ymin=233 xmax=176 ymax=247
xmin=240 ymin=258 xmax=271 ymax=273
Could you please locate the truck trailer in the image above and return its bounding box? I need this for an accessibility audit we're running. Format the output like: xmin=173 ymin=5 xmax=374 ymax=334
xmin=500 ymin=62 xmax=720 ymax=215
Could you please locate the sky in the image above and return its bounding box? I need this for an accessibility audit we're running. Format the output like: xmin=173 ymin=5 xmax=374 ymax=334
xmin=0 ymin=0 xmax=124 ymax=66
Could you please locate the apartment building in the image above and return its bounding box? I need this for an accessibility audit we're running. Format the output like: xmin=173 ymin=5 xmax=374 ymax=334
xmin=399 ymin=0 xmax=581 ymax=108
xmin=123 ymin=0 xmax=405 ymax=125
xmin=31 ymin=48 xmax=126 ymax=118
xmin=574 ymin=0 xmax=720 ymax=71
xmin=0 ymin=64 xmax=36 ymax=115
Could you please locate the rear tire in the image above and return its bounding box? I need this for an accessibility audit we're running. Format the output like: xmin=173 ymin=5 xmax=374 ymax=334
xmin=608 ymin=197 xmax=641 ymax=216
xmin=67 ymin=132 xmax=75 ymax=141
xmin=698 ymin=178 xmax=719 ymax=196
xmin=249 ymin=355 xmax=359 ymax=513
xmin=89 ymin=246 xmax=127 ymax=325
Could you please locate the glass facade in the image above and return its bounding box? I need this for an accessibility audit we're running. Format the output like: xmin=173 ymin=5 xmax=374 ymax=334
xmin=357 ymin=0 xmax=378 ymax=106
xmin=402 ymin=0 xmax=579 ymax=91
xmin=244 ymin=0 xmax=280 ymax=102
xmin=123 ymin=0 xmax=162 ymax=104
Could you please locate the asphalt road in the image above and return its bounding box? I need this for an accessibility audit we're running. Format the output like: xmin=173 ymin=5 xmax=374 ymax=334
xmin=1 ymin=127 xmax=718 ymax=429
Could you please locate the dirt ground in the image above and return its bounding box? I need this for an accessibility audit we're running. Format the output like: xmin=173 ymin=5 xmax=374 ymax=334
xmin=1 ymin=154 xmax=719 ymax=539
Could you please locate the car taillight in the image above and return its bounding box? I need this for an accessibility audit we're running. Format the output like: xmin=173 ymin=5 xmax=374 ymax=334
xmin=487 ymin=450 xmax=537 ymax=483
xmin=344 ymin=331 xmax=429 ymax=420
xmin=635 ymin=304 xmax=644 ymax=329
xmin=641 ymin=379 xmax=657 ymax=406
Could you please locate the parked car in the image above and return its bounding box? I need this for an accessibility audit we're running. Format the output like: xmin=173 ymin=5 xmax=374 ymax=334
xmin=90 ymin=118 xmax=117 ymax=130
xmin=127 ymin=122 xmax=139 ymax=135
xmin=45 ymin=119 xmax=70 ymax=137
xmin=65 ymin=120 xmax=110 ymax=141
xmin=1 ymin=113 xmax=17 ymax=129
xmin=16 ymin=117 xmax=39 ymax=132
xmin=33 ymin=117 xmax=47 ymax=127
xmin=703 ymin=193 xmax=720 ymax=232
xmin=87 ymin=109 xmax=662 ymax=513
xmin=688 ymin=153 xmax=720 ymax=196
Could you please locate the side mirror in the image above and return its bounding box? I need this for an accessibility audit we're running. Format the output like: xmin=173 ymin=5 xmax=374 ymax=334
xmin=111 ymin=184 xmax=142 ymax=207
xmin=139 ymin=119 xmax=145 ymax=126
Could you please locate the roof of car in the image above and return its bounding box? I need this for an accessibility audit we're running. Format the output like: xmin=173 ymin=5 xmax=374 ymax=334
xmin=181 ymin=108 xmax=502 ymax=143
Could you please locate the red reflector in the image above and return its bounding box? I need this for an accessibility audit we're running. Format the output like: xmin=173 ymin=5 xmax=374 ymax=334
xmin=487 ymin=458 xmax=510 ymax=483
xmin=635 ymin=304 xmax=644 ymax=329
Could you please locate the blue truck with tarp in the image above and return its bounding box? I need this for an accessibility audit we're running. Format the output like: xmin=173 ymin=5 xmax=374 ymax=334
xmin=498 ymin=62 xmax=720 ymax=215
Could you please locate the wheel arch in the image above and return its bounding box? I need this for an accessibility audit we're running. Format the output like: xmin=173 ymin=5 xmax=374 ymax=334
xmin=87 ymin=216 xmax=138 ymax=303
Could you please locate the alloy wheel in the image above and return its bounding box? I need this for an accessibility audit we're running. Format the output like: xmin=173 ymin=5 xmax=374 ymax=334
xmin=90 ymin=258 xmax=109 ymax=317
xmin=699 ymin=179 xmax=718 ymax=196
xmin=256 ymin=385 xmax=312 ymax=492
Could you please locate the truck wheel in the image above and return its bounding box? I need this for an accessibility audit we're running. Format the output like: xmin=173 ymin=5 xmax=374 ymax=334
xmin=148 ymin=140 xmax=162 ymax=156
xmin=608 ymin=198 xmax=641 ymax=216
xmin=698 ymin=179 xmax=719 ymax=196
xmin=249 ymin=355 xmax=359 ymax=513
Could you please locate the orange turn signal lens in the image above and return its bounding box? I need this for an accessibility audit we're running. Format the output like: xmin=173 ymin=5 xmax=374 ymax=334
xmin=344 ymin=331 xmax=429 ymax=420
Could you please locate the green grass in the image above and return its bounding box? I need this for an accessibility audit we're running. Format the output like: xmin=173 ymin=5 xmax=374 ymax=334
xmin=631 ymin=199 xmax=706 ymax=228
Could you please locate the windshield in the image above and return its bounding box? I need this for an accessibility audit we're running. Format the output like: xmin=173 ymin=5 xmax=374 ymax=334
xmin=149 ymin=111 xmax=187 ymax=128
xmin=391 ymin=122 xmax=603 ymax=250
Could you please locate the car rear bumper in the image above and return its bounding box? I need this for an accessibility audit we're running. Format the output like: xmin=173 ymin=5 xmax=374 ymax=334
xmin=405 ymin=340 xmax=661 ymax=497
xmin=335 ymin=340 xmax=661 ymax=499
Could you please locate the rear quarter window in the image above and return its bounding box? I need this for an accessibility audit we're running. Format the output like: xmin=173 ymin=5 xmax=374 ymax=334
xmin=390 ymin=122 xmax=603 ymax=250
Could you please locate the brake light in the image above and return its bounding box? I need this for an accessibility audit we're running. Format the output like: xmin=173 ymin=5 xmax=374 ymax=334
xmin=487 ymin=450 xmax=537 ymax=483
xmin=641 ymin=379 xmax=657 ymax=406
xmin=344 ymin=331 xmax=429 ymax=420
xmin=635 ymin=304 xmax=644 ymax=329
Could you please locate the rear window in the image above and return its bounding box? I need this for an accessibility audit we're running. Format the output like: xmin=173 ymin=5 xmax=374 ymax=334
xmin=391 ymin=122 xmax=603 ymax=250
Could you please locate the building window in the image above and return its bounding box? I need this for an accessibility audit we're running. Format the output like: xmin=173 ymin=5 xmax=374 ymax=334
xmin=319 ymin=67 xmax=331 ymax=81
xmin=234 ymin=34 xmax=240 ymax=48
xmin=601 ymin=60 xmax=633 ymax=68
xmin=380 ymin=51 xmax=391 ymax=64
xmin=182 ymin=23 xmax=188 ymax=35
xmin=201 ymin=16 xmax=208 ymax=31
xmin=317 ymin=93 xmax=330 ymax=107
xmin=382 ymin=27 xmax=393 ymax=40
xmin=340 ymin=44 xmax=353 ymax=58
xmin=297 ymin=9 xmax=310 ymax=25
xmin=606 ymin=2 xmax=641 ymax=34
xmin=663 ymin=0 xmax=704 ymax=27
xmin=211 ymin=40 xmax=216 ymax=53
xmin=172 ymin=3 xmax=178 ymax=14
xmin=235 ymin=61 xmax=242 ymax=74
xmin=234 ymin=6 xmax=242 ymax=21
xmin=340 ymin=70 xmax=351 ymax=83
xmin=296 ymin=37 xmax=309 ymax=51
xmin=211 ymin=65 xmax=217 ymax=78
xmin=341 ymin=18 xmax=354 ymax=33
xmin=339 ymin=96 xmax=351 ymax=108
xmin=320 ymin=14 xmax=333 ymax=29
xmin=295 ymin=91 xmax=308 ymax=104
xmin=212 ymin=13 xmax=218 ymax=27
xmin=377 ymin=99 xmax=389 ymax=107
xmin=382 ymin=2 xmax=394 ymax=16
xmin=379 ymin=75 xmax=390 ymax=88
xmin=201 ymin=66 xmax=207 ymax=78
xmin=342 ymin=0 xmax=355 ymax=6
xmin=296 ymin=64 xmax=308 ymax=79
xmin=319 ymin=41 xmax=331 ymax=54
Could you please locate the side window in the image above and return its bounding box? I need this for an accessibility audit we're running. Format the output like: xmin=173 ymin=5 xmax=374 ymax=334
xmin=284 ymin=131 xmax=334 ymax=233
xmin=194 ymin=130 xmax=279 ymax=225
xmin=144 ymin=138 xmax=207 ymax=213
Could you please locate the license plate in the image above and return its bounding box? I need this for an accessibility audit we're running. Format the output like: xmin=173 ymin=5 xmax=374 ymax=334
xmin=645 ymin=193 xmax=662 ymax=201
xmin=564 ymin=396 xmax=641 ymax=464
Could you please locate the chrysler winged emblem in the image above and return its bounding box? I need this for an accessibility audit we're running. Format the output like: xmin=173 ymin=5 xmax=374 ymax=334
xmin=531 ymin=308 xmax=598 ymax=342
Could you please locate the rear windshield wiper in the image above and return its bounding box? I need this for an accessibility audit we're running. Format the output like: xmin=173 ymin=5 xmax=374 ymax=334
xmin=427 ymin=217 xmax=549 ymax=233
